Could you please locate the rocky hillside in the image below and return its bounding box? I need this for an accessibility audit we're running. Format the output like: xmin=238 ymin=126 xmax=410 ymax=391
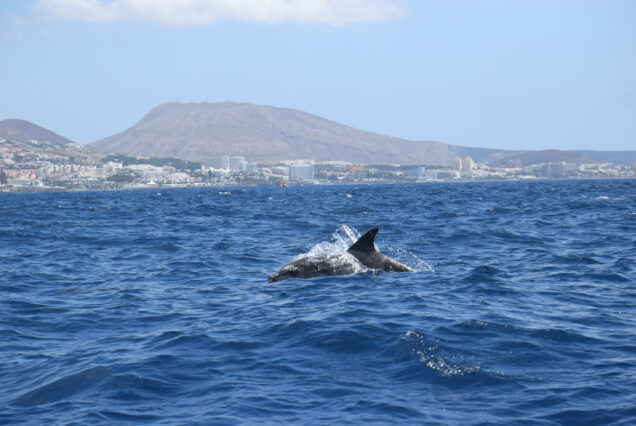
xmin=90 ymin=102 xmax=460 ymax=166
xmin=0 ymin=119 xmax=75 ymax=146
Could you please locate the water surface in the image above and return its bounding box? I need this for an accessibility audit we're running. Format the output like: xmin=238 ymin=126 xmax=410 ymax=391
xmin=1 ymin=180 xmax=635 ymax=424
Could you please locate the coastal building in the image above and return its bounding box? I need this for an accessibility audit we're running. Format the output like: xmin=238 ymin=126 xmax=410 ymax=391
xmin=290 ymin=163 xmax=314 ymax=181
xmin=104 ymin=161 xmax=123 ymax=173
xmin=271 ymin=166 xmax=290 ymax=177
xmin=229 ymin=156 xmax=246 ymax=172
xmin=209 ymin=154 xmax=230 ymax=170
xmin=452 ymin=157 xmax=463 ymax=171
xmin=141 ymin=168 xmax=169 ymax=183
xmin=461 ymin=156 xmax=474 ymax=177
xmin=246 ymin=162 xmax=259 ymax=175
xmin=168 ymin=172 xmax=192 ymax=184
xmin=542 ymin=162 xmax=566 ymax=178
xmin=417 ymin=167 xmax=438 ymax=180
xmin=125 ymin=164 xmax=157 ymax=171
xmin=462 ymin=156 xmax=474 ymax=172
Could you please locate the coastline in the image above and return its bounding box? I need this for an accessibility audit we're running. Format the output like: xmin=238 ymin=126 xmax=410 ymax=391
xmin=2 ymin=175 xmax=634 ymax=194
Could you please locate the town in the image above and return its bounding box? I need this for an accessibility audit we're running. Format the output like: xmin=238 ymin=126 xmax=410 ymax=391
xmin=1 ymin=137 xmax=634 ymax=192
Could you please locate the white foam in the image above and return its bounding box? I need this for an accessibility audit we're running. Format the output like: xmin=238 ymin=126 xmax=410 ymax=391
xmin=383 ymin=246 xmax=433 ymax=273
xmin=292 ymin=225 xmax=367 ymax=273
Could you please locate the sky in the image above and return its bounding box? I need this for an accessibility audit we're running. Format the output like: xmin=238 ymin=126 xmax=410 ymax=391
xmin=1 ymin=0 xmax=634 ymax=151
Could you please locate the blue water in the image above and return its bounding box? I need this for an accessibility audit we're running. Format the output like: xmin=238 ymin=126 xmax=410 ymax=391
xmin=1 ymin=180 xmax=635 ymax=424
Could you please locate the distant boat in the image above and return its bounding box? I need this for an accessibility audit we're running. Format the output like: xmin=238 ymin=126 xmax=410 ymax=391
xmin=275 ymin=181 xmax=287 ymax=187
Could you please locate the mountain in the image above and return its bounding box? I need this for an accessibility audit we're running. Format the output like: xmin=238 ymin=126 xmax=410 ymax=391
xmin=0 ymin=119 xmax=75 ymax=146
xmin=0 ymin=119 xmax=102 ymax=165
xmin=489 ymin=149 xmax=636 ymax=167
xmin=574 ymin=150 xmax=636 ymax=166
xmin=489 ymin=149 xmax=596 ymax=167
xmin=89 ymin=102 xmax=636 ymax=167
xmin=90 ymin=102 xmax=463 ymax=166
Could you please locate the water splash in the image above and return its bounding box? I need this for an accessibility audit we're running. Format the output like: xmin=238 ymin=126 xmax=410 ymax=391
xmin=383 ymin=247 xmax=434 ymax=273
xmin=293 ymin=225 xmax=367 ymax=273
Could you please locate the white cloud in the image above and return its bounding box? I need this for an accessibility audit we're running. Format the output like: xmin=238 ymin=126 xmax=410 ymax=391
xmin=36 ymin=0 xmax=407 ymax=26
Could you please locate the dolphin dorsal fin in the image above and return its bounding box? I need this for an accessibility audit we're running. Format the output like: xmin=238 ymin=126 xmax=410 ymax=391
xmin=348 ymin=228 xmax=379 ymax=253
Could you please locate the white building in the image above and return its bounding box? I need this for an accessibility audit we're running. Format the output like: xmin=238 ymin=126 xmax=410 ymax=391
xmin=246 ymin=162 xmax=259 ymax=175
xmin=229 ymin=156 xmax=246 ymax=172
xmin=168 ymin=172 xmax=192 ymax=183
xmin=462 ymin=156 xmax=474 ymax=172
xmin=271 ymin=166 xmax=289 ymax=177
xmin=542 ymin=162 xmax=566 ymax=178
xmin=417 ymin=167 xmax=439 ymax=180
xmin=209 ymin=154 xmax=230 ymax=170
xmin=452 ymin=157 xmax=463 ymax=171
xmin=290 ymin=163 xmax=314 ymax=181
xmin=141 ymin=168 xmax=169 ymax=183
xmin=461 ymin=156 xmax=474 ymax=177
xmin=104 ymin=161 xmax=123 ymax=173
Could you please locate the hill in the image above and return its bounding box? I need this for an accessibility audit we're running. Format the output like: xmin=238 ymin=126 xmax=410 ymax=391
xmin=90 ymin=102 xmax=463 ymax=166
xmin=0 ymin=119 xmax=75 ymax=146
xmin=0 ymin=119 xmax=102 ymax=165
xmin=489 ymin=150 xmax=597 ymax=168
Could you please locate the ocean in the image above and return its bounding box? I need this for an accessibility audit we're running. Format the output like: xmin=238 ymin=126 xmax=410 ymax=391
xmin=1 ymin=179 xmax=634 ymax=424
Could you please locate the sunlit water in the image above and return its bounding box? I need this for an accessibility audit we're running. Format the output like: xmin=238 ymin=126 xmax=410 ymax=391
xmin=1 ymin=180 xmax=635 ymax=424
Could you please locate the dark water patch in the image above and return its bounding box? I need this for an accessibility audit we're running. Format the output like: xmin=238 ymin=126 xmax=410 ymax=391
xmin=462 ymin=265 xmax=508 ymax=283
xmin=149 ymin=242 xmax=180 ymax=251
xmin=540 ymin=407 xmax=625 ymax=425
xmin=106 ymin=373 xmax=178 ymax=397
xmin=309 ymin=328 xmax=387 ymax=354
xmin=2 ymin=299 xmax=68 ymax=315
xmin=611 ymin=257 xmax=634 ymax=272
xmin=13 ymin=366 xmax=111 ymax=406
xmin=552 ymin=253 xmax=602 ymax=265
xmin=547 ymin=271 xmax=629 ymax=283
xmin=99 ymin=410 xmax=161 ymax=422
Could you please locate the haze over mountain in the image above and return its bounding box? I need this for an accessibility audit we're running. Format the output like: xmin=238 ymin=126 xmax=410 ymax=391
xmin=0 ymin=119 xmax=75 ymax=146
xmin=90 ymin=102 xmax=495 ymax=166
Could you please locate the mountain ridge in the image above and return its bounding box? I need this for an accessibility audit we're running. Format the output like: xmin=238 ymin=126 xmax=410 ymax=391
xmin=90 ymin=101 xmax=634 ymax=166
xmin=90 ymin=102 xmax=464 ymax=166
xmin=0 ymin=119 xmax=75 ymax=146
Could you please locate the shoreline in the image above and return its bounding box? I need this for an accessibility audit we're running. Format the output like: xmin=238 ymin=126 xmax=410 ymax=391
xmin=1 ymin=175 xmax=633 ymax=194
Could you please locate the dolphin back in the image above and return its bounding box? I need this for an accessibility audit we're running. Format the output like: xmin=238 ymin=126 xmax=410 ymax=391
xmin=347 ymin=228 xmax=379 ymax=253
xmin=347 ymin=227 xmax=415 ymax=273
xmin=268 ymin=227 xmax=414 ymax=282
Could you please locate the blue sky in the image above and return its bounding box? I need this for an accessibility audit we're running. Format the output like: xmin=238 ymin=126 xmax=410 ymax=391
xmin=1 ymin=0 xmax=634 ymax=150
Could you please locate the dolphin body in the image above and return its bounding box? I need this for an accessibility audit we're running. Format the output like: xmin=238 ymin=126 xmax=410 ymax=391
xmin=268 ymin=228 xmax=415 ymax=282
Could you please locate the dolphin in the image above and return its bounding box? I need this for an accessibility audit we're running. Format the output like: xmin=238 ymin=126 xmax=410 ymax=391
xmin=268 ymin=227 xmax=415 ymax=282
